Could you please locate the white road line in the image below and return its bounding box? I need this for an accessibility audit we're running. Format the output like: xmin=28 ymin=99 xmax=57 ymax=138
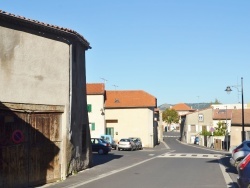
xmin=161 ymin=141 xmax=170 ymax=149
xmin=158 ymin=153 xmax=223 ymax=159
xmin=66 ymin=154 xmax=162 ymax=188
xmin=219 ymin=159 xmax=236 ymax=188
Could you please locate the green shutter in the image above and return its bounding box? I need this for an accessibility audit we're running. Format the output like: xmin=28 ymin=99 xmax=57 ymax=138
xmin=87 ymin=104 xmax=92 ymax=112
xmin=91 ymin=123 xmax=95 ymax=130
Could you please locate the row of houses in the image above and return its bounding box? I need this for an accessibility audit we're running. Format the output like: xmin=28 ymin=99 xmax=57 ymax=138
xmin=0 ymin=10 xmax=161 ymax=187
xmin=163 ymin=103 xmax=250 ymax=151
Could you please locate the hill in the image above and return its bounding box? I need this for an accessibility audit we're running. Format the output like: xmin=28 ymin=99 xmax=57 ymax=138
xmin=158 ymin=103 xmax=211 ymax=111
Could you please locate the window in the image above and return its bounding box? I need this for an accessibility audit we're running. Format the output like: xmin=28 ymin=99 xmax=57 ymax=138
xmin=191 ymin=125 xmax=196 ymax=132
xmin=87 ymin=104 xmax=92 ymax=112
xmin=198 ymin=114 xmax=204 ymax=122
xmin=106 ymin=127 xmax=114 ymax=137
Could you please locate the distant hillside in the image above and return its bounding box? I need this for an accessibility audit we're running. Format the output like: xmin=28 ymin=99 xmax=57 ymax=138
xmin=158 ymin=103 xmax=211 ymax=111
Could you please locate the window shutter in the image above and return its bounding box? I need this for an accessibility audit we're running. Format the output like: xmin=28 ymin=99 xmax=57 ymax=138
xmin=91 ymin=123 xmax=95 ymax=130
xmin=87 ymin=104 xmax=92 ymax=112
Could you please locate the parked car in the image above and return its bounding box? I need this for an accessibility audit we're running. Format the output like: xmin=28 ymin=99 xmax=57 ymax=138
xmin=117 ymin=138 xmax=136 ymax=151
xmin=129 ymin=137 xmax=143 ymax=150
xmin=100 ymin=134 xmax=117 ymax=150
xmin=237 ymin=153 xmax=250 ymax=188
xmin=230 ymin=140 xmax=250 ymax=167
xmin=91 ymin=138 xmax=112 ymax=155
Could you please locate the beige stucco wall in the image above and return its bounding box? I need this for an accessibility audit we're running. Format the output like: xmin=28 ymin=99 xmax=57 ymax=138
xmin=231 ymin=126 xmax=250 ymax=149
xmin=87 ymin=95 xmax=105 ymax=138
xmin=184 ymin=108 xmax=213 ymax=143
xmin=0 ymin=26 xmax=69 ymax=105
xmin=105 ymin=108 xmax=154 ymax=148
xmin=0 ymin=26 xmax=71 ymax=179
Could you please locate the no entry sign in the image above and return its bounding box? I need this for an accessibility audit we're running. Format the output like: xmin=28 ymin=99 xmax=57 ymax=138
xmin=12 ymin=130 xmax=24 ymax=144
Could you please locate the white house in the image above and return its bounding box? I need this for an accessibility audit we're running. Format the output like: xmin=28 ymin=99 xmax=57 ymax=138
xmin=86 ymin=83 xmax=106 ymax=138
xmin=105 ymin=90 xmax=157 ymax=148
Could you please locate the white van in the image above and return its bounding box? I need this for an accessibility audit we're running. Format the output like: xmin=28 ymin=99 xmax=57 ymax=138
xmin=100 ymin=134 xmax=117 ymax=150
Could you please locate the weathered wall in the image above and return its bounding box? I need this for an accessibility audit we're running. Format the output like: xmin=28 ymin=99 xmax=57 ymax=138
xmin=0 ymin=26 xmax=69 ymax=105
xmin=0 ymin=25 xmax=92 ymax=180
xmin=66 ymin=42 xmax=92 ymax=176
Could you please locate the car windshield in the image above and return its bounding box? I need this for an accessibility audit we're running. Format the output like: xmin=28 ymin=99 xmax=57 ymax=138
xmin=120 ymin=139 xmax=130 ymax=142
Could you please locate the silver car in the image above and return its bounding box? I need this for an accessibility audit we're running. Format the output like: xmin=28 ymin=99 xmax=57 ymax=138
xmin=129 ymin=137 xmax=143 ymax=150
xmin=230 ymin=140 xmax=250 ymax=167
xmin=118 ymin=138 xmax=136 ymax=151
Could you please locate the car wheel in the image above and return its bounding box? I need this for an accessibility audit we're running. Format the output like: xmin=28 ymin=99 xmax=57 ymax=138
xmin=118 ymin=148 xmax=120 ymax=151
xmin=98 ymin=149 xmax=104 ymax=155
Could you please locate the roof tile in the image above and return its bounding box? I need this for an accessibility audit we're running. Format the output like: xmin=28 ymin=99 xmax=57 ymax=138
xmin=105 ymin=90 xmax=156 ymax=108
xmin=86 ymin=83 xmax=105 ymax=95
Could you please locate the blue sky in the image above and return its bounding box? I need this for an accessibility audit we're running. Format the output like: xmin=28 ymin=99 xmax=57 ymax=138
xmin=1 ymin=1 xmax=250 ymax=106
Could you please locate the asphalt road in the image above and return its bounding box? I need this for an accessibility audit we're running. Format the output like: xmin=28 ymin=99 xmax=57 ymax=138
xmin=40 ymin=131 xmax=239 ymax=188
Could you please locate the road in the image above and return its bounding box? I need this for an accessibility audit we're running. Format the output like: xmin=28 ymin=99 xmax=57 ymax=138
xmin=41 ymin=131 xmax=239 ymax=188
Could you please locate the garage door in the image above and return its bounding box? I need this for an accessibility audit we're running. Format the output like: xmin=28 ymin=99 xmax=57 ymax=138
xmin=0 ymin=106 xmax=62 ymax=187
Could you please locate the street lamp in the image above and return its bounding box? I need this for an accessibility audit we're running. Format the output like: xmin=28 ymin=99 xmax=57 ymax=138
xmin=225 ymin=77 xmax=245 ymax=142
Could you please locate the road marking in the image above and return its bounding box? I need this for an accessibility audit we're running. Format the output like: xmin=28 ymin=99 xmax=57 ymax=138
xmin=163 ymin=135 xmax=180 ymax=138
xmin=64 ymin=154 xmax=162 ymax=188
xmin=158 ymin=153 xmax=223 ymax=159
xmin=219 ymin=158 xmax=236 ymax=188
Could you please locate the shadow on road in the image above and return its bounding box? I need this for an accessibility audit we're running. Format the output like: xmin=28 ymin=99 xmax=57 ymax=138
xmin=92 ymin=152 xmax=123 ymax=167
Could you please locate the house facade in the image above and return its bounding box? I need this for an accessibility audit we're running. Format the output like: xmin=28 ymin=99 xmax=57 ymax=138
xmin=182 ymin=107 xmax=213 ymax=144
xmin=105 ymin=90 xmax=157 ymax=148
xmin=0 ymin=10 xmax=91 ymax=187
xmin=86 ymin=83 xmax=106 ymax=138
xmin=230 ymin=109 xmax=250 ymax=149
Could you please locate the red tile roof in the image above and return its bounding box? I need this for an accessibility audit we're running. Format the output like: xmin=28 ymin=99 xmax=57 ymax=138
xmin=86 ymin=83 xmax=105 ymax=95
xmin=172 ymin=103 xmax=193 ymax=111
xmin=213 ymin=109 xmax=233 ymax=120
xmin=231 ymin=109 xmax=250 ymax=125
xmin=105 ymin=90 xmax=156 ymax=108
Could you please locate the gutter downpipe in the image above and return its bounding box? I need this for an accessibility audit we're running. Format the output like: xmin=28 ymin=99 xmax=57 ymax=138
xmin=69 ymin=44 xmax=73 ymax=141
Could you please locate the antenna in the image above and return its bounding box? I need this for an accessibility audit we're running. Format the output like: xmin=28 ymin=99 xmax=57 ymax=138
xmin=112 ymin=85 xmax=119 ymax=103
xmin=112 ymin=85 xmax=118 ymax=90
xmin=100 ymin=77 xmax=108 ymax=84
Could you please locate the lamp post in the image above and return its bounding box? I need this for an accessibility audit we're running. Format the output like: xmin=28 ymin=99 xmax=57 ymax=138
xmin=225 ymin=105 xmax=228 ymax=151
xmin=225 ymin=77 xmax=245 ymax=142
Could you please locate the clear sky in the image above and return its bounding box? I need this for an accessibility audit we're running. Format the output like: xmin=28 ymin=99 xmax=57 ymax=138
xmin=1 ymin=1 xmax=250 ymax=106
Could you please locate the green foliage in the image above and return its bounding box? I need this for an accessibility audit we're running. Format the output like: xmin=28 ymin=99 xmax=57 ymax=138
xmin=162 ymin=108 xmax=179 ymax=125
xmin=200 ymin=130 xmax=212 ymax=136
xmin=210 ymin=98 xmax=221 ymax=104
xmin=213 ymin=121 xmax=227 ymax=136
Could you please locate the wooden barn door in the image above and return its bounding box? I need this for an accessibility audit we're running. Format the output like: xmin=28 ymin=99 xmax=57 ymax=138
xmin=0 ymin=111 xmax=61 ymax=188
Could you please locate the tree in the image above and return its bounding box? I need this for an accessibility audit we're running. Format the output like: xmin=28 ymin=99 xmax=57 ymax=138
xmin=210 ymin=98 xmax=221 ymax=104
xmin=213 ymin=121 xmax=227 ymax=136
xmin=162 ymin=108 xmax=179 ymax=125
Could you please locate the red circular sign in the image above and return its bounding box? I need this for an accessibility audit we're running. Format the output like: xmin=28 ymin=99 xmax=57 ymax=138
xmin=12 ymin=130 xmax=24 ymax=144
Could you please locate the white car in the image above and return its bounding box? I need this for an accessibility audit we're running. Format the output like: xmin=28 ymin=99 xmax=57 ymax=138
xmin=117 ymin=138 xmax=136 ymax=151
xmin=230 ymin=140 xmax=250 ymax=167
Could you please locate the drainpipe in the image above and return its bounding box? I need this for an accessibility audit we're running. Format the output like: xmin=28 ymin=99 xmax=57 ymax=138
xmin=69 ymin=44 xmax=73 ymax=139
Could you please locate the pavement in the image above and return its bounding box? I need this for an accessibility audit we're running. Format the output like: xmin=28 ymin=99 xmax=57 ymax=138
xmin=38 ymin=143 xmax=167 ymax=188
xmin=38 ymin=140 xmax=234 ymax=188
